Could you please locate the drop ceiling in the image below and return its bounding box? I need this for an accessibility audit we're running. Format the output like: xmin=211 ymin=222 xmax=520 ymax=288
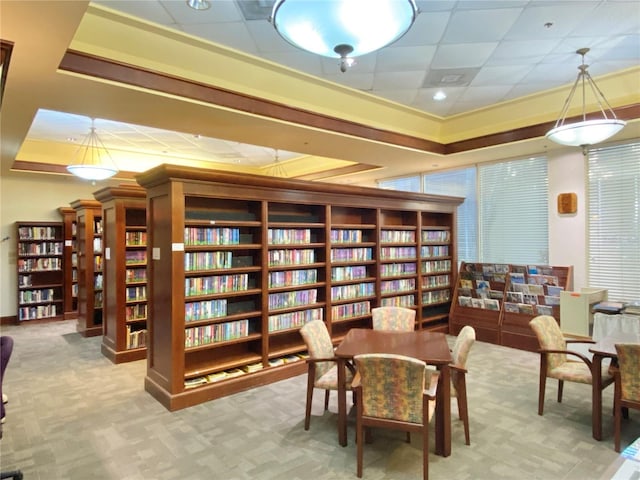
xmin=1 ymin=0 xmax=639 ymax=185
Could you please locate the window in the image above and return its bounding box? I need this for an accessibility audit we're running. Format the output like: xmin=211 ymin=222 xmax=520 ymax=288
xmin=378 ymin=175 xmax=420 ymax=192
xmin=588 ymin=141 xmax=640 ymax=301
xmin=478 ymin=157 xmax=548 ymax=264
xmin=422 ymin=168 xmax=477 ymax=263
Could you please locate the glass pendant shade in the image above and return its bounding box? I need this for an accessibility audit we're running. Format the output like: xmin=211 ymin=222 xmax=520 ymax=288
xmin=66 ymin=121 xmax=118 ymax=181
xmin=546 ymin=48 xmax=626 ymax=148
xmin=270 ymin=0 xmax=418 ymax=69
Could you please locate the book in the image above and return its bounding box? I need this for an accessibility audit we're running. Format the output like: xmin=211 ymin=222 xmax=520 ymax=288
xmin=504 ymin=302 xmax=520 ymax=313
xmin=518 ymin=303 xmax=534 ymax=315
xmin=536 ymin=305 xmax=553 ymax=316
xmin=458 ymin=296 xmax=472 ymax=307
xmin=471 ymin=298 xmax=484 ymax=308
xmin=483 ymin=298 xmax=500 ymax=311
xmin=593 ymin=301 xmax=625 ymax=313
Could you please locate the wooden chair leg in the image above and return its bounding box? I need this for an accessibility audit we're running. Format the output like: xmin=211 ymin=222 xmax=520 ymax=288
xmin=614 ymin=389 xmax=622 ymax=452
xmin=457 ymin=376 xmax=470 ymax=445
xmin=324 ymin=389 xmax=330 ymax=410
xmin=304 ymin=371 xmax=315 ymax=431
xmin=557 ymin=379 xmax=564 ymax=403
xmin=538 ymin=356 xmax=547 ymax=415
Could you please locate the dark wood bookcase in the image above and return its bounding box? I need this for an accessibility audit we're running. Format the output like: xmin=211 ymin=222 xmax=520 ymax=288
xmin=449 ymin=262 xmax=573 ymax=351
xmin=16 ymin=221 xmax=65 ymax=322
xmin=137 ymin=165 xmax=462 ymax=411
xmin=58 ymin=206 xmax=77 ymax=319
xmin=94 ymin=185 xmax=148 ymax=364
xmin=70 ymin=199 xmax=103 ymax=337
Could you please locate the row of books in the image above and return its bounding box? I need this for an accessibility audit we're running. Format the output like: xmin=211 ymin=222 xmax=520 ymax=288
xmin=331 ymin=265 xmax=368 ymax=282
xmin=125 ymin=251 xmax=146 ymax=264
xmin=422 ymin=230 xmax=451 ymax=243
xmin=381 ymin=294 xmax=415 ymax=307
xmin=380 ymin=262 xmax=417 ymax=277
xmin=18 ymin=288 xmax=57 ymax=304
xmin=183 ymin=354 xmax=307 ymax=389
xmin=18 ymin=242 xmax=63 ymax=256
xmin=505 ymin=303 xmax=554 ymax=315
xmin=380 ymin=246 xmax=416 ymax=260
xmin=94 ymin=255 xmax=103 ymax=271
xmin=269 ymin=269 xmax=317 ymax=288
xmin=125 ymin=231 xmax=147 ymax=246
xmin=331 ymin=282 xmax=375 ymax=301
xmin=93 ymin=238 xmax=102 ymax=253
xmin=381 ymin=278 xmax=415 ymax=294
xmin=185 ymin=273 xmax=250 ymax=296
xmin=126 ymin=268 xmax=147 ymax=283
xmin=126 ymin=326 xmax=147 ymax=349
xmin=380 ymin=230 xmax=416 ymax=243
xmin=422 ymin=274 xmax=450 ymax=288
xmin=421 ymin=245 xmax=449 ymax=258
xmin=125 ymin=303 xmax=147 ymax=322
xmin=422 ymin=259 xmax=452 ymax=274
xmin=185 ymin=251 xmax=234 ymax=271
xmin=331 ymin=301 xmax=371 ymax=321
xmin=185 ymin=318 xmax=250 ymax=347
xmin=18 ymin=304 xmax=59 ymax=321
xmin=18 ymin=226 xmax=60 ymax=240
xmin=331 ymin=247 xmax=373 ymax=262
xmin=126 ymin=286 xmax=146 ymax=302
xmin=423 ymin=289 xmax=451 ymax=305
xmin=268 ymin=228 xmax=312 ymax=245
xmin=268 ymin=288 xmax=318 ymax=310
xmin=269 ymin=248 xmax=315 ymax=266
xmin=18 ymin=258 xmax=62 ymax=272
xmin=184 ymin=227 xmax=241 ymax=246
xmin=267 ymin=307 xmax=323 ymax=332
xmin=458 ymin=296 xmax=501 ymax=310
xmin=330 ymin=229 xmax=364 ymax=243
xmin=185 ymin=298 xmax=227 ymax=322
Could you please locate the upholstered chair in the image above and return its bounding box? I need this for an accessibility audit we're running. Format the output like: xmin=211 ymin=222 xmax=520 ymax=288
xmin=613 ymin=343 xmax=640 ymax=452
xmin=299 ymin=320 xmax=354 ymax=430
xmin=451 ymin=325 xmax=475 ymax=445
xmin=529 ymin=315 xmax=614 ymax=416
xmin=371 ymin=306 xmax=416 ymax=331
xmin=352 ymin=353 xmax=439 ymax=480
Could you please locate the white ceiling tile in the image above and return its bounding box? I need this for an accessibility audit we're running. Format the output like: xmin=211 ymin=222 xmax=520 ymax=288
xmin=459 ymin=85 xmax=513 ymax=105
xmin=574 ymin=2 xmax=640 ymax=36
xmin=260 ymin=52 xmax=324 ymax=76
xmin=374 ymin=89 xmax=420 ymax=107
xmin=486 ymin=39 xmax=562 ymax=66
xmin=442 ymin=8 xmax=524 ymax=43
xmin=373 ymin=71 xmax=427 ymax=90
xmin=471 ymin=65 xmax=533 ymax=86
xmin=431 ymin=43 xmax=498 ymax=69
xmin=182 ymin=21 xmax=259 ymax=53
xmin=392 ymin=11 xmax=451 ymax=46
xmin=504 ymin=4 xmax=597 ymax=40
xmin=160 ymin=0 xmax=244 ymax=24
xmin=375 ymin=45 xmax=437 ymax=72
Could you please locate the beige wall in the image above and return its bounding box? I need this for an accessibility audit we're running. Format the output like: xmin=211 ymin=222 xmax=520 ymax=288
xmin=0 ymin=151 xmax=594 ymax=318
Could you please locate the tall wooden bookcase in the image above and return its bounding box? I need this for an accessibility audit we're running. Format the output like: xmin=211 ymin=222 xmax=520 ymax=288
xmin=137 ymin=165 xmax=462 ymax=411
xmin=94 ymin=185 xmax=148 ymax=364
xmin=58 ymin=206 xmax=78 ymax=319
xmin=70 ymin=199 xmax=103 ymax=337
xmin=449 ymin=262 xmax=573 ymax=352
xmin=16 ymin=221 xmax=65 ymax=322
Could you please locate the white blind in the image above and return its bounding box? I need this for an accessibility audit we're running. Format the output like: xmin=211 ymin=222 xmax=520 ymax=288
xmin=478 ymin=157 xmax=549 ymax=263
xmin=423 ymin=168 xmax=478 ymax=263
xmin=588 ymin=141 xmax=640 ymax=302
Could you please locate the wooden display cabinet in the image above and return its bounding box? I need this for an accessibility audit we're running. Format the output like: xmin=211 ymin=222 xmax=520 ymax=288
xmin=16 ymin=221 xmax=65 ymax=322
xmin=70 ymin=199 xmax=103 ymax=337
xmin=137 ymin=165 xmax=462 ymax=411
xmin=94 ymin=185 xmax=148 ymax=364
xmin=58 ymin=206 xmax=78 ymax=319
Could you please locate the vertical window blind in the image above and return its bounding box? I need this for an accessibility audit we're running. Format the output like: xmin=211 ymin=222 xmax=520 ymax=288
xmin=378 ymin=175 xmax=421 ymax=192
xmin=587 ymin=141 xmax=640 ymax=301
xmin=478 ymin=157 xmax=548 ymax=264
xmin=423 ymin=168 xmax=478 ymax=263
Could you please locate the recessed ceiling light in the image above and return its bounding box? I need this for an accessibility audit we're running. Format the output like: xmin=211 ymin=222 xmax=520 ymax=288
xmin=186 ymin=0 xmax=210 ymax=11
xmin=66 ymin=137 xmax=77 ymax=142
xmin=433 ymin=91 xmax=447 ymax=101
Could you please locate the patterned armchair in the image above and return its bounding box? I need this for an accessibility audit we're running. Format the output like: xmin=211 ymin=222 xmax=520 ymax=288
xmin=614 ymin=343 xmax=640 ymax=452
xmin=352 ymin=353 xmax=439 ymax=480
xmin=529 ymin=315 xmax=614 ymax=416
xmin=371 ymin=306 xmax=416 ymax=331
xmin=451 ymin=325 xmax=475 ymax=445
xmin=299 ymin=320 xmax=354 ymax=431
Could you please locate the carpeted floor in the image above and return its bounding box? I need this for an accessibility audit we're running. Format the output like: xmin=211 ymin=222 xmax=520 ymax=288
xmin=0 ymin=319 xmax=636 ymax=479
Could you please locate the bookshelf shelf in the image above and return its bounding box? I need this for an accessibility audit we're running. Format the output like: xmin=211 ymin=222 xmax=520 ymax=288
xmin=92 ymin=186 xmax=148 ymax=362
xmin=137 ymin=165 xmax=462 ymax=411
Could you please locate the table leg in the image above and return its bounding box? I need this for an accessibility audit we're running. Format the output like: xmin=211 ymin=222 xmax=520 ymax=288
xmin=592 ymin=353 xmax=604 ymax=441
xmin=337 ymin=357 xmax=347 ymax=447
xmin=435 ymin=364 xmax=451 ymax=457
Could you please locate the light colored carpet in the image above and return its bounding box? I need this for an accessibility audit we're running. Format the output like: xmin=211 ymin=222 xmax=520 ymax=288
xmin=0 ymin=319 xmax=636 ymax=479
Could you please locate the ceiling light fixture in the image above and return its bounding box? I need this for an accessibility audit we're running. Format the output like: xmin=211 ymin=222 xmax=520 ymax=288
xmin=186 ymin=0 xmax=211 ymax=10
xmin=66 ymin=118 xmax=119 ymax=182
xmin=270 ymin=0 xmax=418 ymax=73
xmin=546 ymin=48 xmax=626 ymax=149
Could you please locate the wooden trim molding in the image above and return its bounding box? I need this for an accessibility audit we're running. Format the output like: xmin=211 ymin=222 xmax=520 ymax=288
xmin=59 ymin=50 xmax=639 ymax=157
xmin=1 ymin=39 xmax=14 ymax=108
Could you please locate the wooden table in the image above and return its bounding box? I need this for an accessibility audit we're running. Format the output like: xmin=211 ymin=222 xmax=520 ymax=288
xmin=589 ymin=333 xmax=640 ymax=440
xmin=334 ymin=328 xmax=453 ymax=456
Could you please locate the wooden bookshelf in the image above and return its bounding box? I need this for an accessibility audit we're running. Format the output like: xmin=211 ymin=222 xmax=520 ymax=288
xmin=16 ymin=221 xmax=65 ymax=322
xmin=137 ymin=165 xmax=462 ymax=411
xmin=70 ymin=199 xmax=103 ymax=337
xmin=449 ymin=262 xmax=573 ymax=351
xmin=94 ymin=185 xmax=148 ymax=364
xmin=58 ymin=207 xmax=78 ymax=319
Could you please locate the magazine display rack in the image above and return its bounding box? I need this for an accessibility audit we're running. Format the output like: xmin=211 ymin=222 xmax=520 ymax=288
xmin=450 ymin=262 xmax=573 ymax=351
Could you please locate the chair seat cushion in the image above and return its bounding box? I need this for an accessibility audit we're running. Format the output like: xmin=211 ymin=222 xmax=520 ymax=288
xmin=548 ymin=360 xmax=613 ymax=384
xmin=315 ymin=365 xmax=353 ymax=390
